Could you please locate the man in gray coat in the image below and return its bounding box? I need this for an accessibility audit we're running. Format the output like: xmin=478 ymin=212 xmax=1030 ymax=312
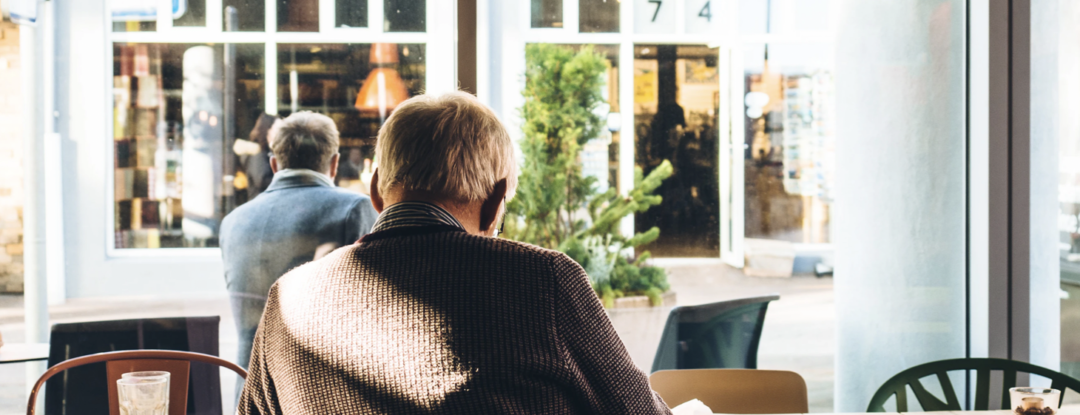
xmin=220 ymin=111 xmax=378 ymax=372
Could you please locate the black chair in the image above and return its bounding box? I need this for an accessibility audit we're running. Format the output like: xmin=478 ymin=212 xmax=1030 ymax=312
xmin=867 ymin=358 xmax=1080 ymax=412
xmin=651 ymin=294 xmax=779 ymax=372
xmin=44 ymin=316 xmax=222 ymax=415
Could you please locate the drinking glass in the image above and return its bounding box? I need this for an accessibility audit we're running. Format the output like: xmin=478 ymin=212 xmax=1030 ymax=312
xmin=1010 ymin=387 xmax=1061 ymax=415
xmin=117 ymin=376 xmax=169 ymax=415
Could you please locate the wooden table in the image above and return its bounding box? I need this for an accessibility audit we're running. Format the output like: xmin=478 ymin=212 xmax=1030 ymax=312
xmin=712 ymin=408 xmax=1080 ymax=415
xmin=0 ymin=343 xmax=49 ymax=364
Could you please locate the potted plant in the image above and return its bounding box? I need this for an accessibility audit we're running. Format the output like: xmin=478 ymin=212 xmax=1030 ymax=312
xmin=505 ymin=43 xmax=674 ymax=308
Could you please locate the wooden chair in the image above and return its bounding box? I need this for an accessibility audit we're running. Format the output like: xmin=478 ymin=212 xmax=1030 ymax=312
xmin=867 ymin=358 xmax=1080 ymax=412
xmin=649 ymin=369 xmax=809 ymax=413
xmin=26 ymin=350 xmax=247 ymax=415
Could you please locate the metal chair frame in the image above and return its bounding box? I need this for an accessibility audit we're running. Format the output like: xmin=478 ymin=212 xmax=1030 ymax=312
xmin=866 ymin=358 xmax=1080 ymax=412
xmin=26 ymin=349 xmax=247 ymax=415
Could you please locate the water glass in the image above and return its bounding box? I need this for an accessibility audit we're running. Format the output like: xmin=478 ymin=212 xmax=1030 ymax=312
xmin=117 ymin=376 xmax=169 ymax=415
xmin=1010 ymin=387 xmax=1060 ymax=415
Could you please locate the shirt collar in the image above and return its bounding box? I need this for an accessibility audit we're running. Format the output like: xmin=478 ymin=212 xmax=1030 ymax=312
xmin=265 ymin=168 xmax=335 ymax=192
xmin=370 ymin=201 xmax=466 ymax=233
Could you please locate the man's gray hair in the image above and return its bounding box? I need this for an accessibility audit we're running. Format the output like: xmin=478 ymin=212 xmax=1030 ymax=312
xmin=375 ymin=91 xmax=517 ymax=203
xmin=270 ymin=111 xmax=339 ymax=172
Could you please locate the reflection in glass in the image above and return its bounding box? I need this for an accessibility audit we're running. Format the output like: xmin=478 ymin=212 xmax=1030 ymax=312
xmin=222 ymin=0 xmax=266 ymax=31
xmin=278 ymin=0 xmax=319 ymax=32
xmin=1037 ymin=0 xmax=1080 ymax=381
xmin=384 ymin=0 xmax=426 ymax=32
xmin=111 ymin=2 xmax=158 ymax=32
xmin=742 ymin=43 xmax=834 ymax=244
xmin=542 ymin=44 xmax=620 ymax=193
xmin=738 ymin=0 xmax=831 ymax=35
xmin=111 ymin=43 xmax=265 ymax=249
xmin=113 ymin=21 xmax=157 ymax=33
xmin=337 ymin=0 xmax=369 ymax=28
xmin=173 ymin=0 xmax=207 ymax=27
xmin=531 ymin=0 xmax=563 ymax=28
xmin=634 ymin=45 xmax=719 ymax=257
xmin=277 ymin=43 xmax=426 ymax=193
xmin=579 ymin=0 xmax=619 ymax=33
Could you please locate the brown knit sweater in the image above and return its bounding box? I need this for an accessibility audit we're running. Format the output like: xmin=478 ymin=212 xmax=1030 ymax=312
xmin=238 ymin=225 xmax=672 ymax=414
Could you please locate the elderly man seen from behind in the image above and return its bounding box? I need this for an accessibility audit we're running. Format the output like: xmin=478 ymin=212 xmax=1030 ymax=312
xmin=238 ymin=92 xmax=672 ymax=415
xmin=221 ymin=111 xmax=378 ymax=379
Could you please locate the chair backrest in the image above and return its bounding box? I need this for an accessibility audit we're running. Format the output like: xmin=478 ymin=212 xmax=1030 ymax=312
xmin=867 ymin=358 xmax=1080 ymax=412
xmin=650 ymin=369 xmax=809 ymax=413
xmin=45 ymin=317 xmax=221 ymax=415
xmin=27 ymin=349 xmax=247 ymax=415
xmin=651 ymin=294 xmax=779 ymax=372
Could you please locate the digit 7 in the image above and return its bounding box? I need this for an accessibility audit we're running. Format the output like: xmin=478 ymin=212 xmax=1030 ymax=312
xmin=648 ymin=0 xmax=663 ymax=22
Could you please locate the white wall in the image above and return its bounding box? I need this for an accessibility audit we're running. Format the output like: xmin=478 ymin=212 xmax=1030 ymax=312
xmin=833 ymin=0 xmax=967 ymax=411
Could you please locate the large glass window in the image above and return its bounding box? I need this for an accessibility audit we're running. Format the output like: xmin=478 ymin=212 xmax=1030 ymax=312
xmin=112 ymin=43 xmax=265 ymax=248
xmin=510 ymin=1 xmax=965 ymax=412
xmin=742 ymin=43 xmax=834 ymax=244
xmin=633 ymin=44 xmax=721 ymax=257
xmin=109 ymin=0 xmax=439 ymax=249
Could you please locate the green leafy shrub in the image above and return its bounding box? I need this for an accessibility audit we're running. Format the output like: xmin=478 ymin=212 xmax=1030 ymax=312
xmin=505 ymin=43 xmax=673 ymax=307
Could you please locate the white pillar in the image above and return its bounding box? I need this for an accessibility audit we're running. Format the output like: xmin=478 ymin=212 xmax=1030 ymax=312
xmin=833 ymin=0 xmax=967 ymax=411
xmin=19 ymin=0 xmax=48 ymax=405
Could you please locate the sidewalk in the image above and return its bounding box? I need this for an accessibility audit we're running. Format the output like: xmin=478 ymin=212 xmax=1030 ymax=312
xmin=0 ymin=262 xmax=835 ymax=414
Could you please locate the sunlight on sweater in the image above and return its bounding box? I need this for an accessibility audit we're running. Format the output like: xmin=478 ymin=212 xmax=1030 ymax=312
xmin=276 ymin=249 xmax=473 ymax=410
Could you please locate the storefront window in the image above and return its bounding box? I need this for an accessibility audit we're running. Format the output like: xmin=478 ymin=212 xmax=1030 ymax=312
xmin=222 ymin=0 xmax=266 ymax=31
xmin=173 ymin=0 xmax=207 ymax=27
xmin=579 ymin=0 xmax=619 ymax=33
xmin=278 ymin=0 xmax=319 ymax=32
xmin=112 ymin=43 xmax=265 ymax=248
xmin=742 ymin=43 xmax=834 ymax=244
xmin=633 ymin=44 xmax=721 ymax=257
xmin=384 ymin=0 xmax=426 ymax=32
xmin=337 ymin=0 xmax=369 ymax=28
xmin=109 ymin=0 xmax=438 ymax=249
xmin=531 ymin=0 xmax=563 ymax=28
xmin=277 ymin=43 xmax=426 ymax=193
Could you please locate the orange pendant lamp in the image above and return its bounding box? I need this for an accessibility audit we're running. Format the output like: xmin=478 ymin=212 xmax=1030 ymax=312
xmin=355 ymin=43 xmax=410 ymax=120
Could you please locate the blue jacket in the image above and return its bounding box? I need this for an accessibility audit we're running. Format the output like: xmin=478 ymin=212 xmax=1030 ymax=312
xmin=220 ymin=169 xmax=378 ymax=369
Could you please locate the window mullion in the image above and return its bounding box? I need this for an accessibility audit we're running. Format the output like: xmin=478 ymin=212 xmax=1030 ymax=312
xmin=207 ymin=0 xmax=224 ymax=32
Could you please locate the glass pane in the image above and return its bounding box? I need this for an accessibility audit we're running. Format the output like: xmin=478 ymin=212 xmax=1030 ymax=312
xmin=222 ymin=0 xmax=266 ymax=31
xmin=277 ymin=43 xmax=426 ymax=193
xmin=531 ymin=0 xmax=563 ymax=28
xmin=111 ymin=1 xmax=158 ymax=32
xmin=634 ymin=0 xmax=675 ymax=34
xmin=742 ymin=43 xmax=834 ymax=244
xmin=112 ymin=43 xmax=265 ymax=249
xmin=580 ymin=0 xmax=619 ymax=33
xmin=1037 ymin=2 xmax=1080 ymax=381
xmin=173 ymin=0 xmax=207 ymax=27
xmin=278 ymin=0 xmax=319 ymax=32
xmin=336 ymin=0 xmax=369 ymax=28
xmin=384 ymin=0 xmax=426 ymax=32
xmin=832 ymin=0 xmax=966 ymax=411
xmin=739 ymin=0 xmax=831 ymax=35
xmin=633 ymin=45 xmax=720 ymax=257
xmin=113 ymin=21 xmax=157 ymax=32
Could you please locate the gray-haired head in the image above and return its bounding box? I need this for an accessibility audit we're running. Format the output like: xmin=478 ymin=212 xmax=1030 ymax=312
xmin=375 ymin=91 xmax=517 ymax=203
xmin=270 ymin=111 xmax=340 ymax=172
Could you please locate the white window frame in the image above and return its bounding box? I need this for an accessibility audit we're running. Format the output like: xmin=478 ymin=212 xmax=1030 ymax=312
xmin=104 ymin=0 xmax=455 ymax=257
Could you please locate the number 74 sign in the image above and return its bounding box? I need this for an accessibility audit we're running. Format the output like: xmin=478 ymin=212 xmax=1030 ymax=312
xmin=634 ymin=0 xmax=721 ymax=35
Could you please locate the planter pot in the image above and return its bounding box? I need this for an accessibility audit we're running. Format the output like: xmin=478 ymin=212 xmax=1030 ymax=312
xmin=605 ymin=291 xmax=676 ymax=372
